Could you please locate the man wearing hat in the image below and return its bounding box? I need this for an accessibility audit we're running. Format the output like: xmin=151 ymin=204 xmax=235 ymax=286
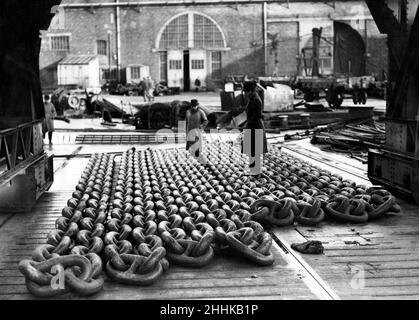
xmin=241 ymin=81 xmax=268 ymax=176
xmin=186 ymin=99 xmax=208 ymax=161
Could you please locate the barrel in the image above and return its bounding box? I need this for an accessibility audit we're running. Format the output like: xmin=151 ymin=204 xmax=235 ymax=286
xmin=300 ymin=113 xmax=310 ymax=126
xmin=277 ymin=115 xmax=289 ymax=128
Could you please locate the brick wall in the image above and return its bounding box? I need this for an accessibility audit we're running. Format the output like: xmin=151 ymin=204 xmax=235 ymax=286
xmin=39 ymin=1 xmax=388 ymax=89
xmin=40 ymin=3 xmax=264 ymax=90
xmin=267 ymin=21 xmax=299 ymax=77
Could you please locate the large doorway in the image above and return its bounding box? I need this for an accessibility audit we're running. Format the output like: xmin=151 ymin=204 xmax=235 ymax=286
xmin=166 ymin=49 xmax=207 ymax=91
xmin=189 ymin=49 xmax=206 ymax=91
xmin=183 ymin=50 xmax=190 ymax=91
xmin=167 ymin=50 xmax=183 ymax=89
xmin=156 ymin=12 xmax=227 ymax=91
xmin=334 ymin=22 xmax=366 ymax=76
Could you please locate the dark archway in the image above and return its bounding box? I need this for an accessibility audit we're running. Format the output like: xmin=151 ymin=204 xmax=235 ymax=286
xmin=334 ymin=21 xmax=366 ymax=76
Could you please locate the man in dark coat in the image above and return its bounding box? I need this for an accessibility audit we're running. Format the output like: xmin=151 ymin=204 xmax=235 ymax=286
xmin=241 ymin=81 xmax=268 ymax=176
xmin=186 ymin=99 xmax=208 ymax=162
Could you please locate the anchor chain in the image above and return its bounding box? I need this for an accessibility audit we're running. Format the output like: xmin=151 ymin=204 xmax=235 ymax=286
xmin=104 ymin=148 xmax=167 ymax=285
xmin=19 ymin=154 xmax=111 ymax=297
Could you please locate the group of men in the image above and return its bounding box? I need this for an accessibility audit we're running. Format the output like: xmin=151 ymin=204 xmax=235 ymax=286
xmin=43 ymin=79 xmax=267 ymax=176
xmin=185 ymin=81 xmax=267 ymax=177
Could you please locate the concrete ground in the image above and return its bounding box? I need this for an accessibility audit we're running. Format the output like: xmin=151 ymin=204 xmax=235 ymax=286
xmin=56 ymin=91 xmax=386 ymax=131
xmin=104 ymin=91 xmax=386 ymax=112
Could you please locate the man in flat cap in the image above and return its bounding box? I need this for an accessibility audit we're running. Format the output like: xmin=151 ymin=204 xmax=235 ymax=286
xmin=186 ymin=99 xmax=208 ymax=162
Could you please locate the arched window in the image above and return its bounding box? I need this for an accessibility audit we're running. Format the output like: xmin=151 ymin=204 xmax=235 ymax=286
xmin=193 ymin=14 xmax=224 ymax=48
xmin=157 ymin=12 xmax=226 ymax=49
xmin=159 ymin=14 xmax=188 ymax=49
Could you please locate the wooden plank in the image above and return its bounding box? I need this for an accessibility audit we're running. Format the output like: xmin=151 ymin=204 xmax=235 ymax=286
xmin=97 ymin=285 xmax=304 ymax=300
xmin=325 ymin=251 xmax=419 ymax=258
xmin=332 ymin=286 xmax=419 ymax=297
xmin=0 ymin=285 xmax=28 ymax=295
xmin=355 ymin=277 xmax=419 ymax=287
xmin=269 ymin=229 xmax=340 ymax=300
xmin=0 ymin=276 xmax=24 ymax=285
xmin=310 ymin=265 xmax=419 ymax=279
xmin=0 ymin=270 xmax=21 ymax=277
xmin=0 ymin=281 xmax=315 ymax=300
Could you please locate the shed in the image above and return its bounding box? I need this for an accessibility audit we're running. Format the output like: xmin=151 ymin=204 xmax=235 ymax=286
xmin=57 ymin=55 xmax=100 ymax=89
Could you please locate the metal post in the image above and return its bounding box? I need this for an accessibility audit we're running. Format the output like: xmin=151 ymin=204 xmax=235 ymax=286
xmin=312 ymin=28 xmax=322 ymax=77
xmin=107 ymin=31 xmax=112 ymax=71
xmin=263 ymin=2 xmax=268 ymax=76
xmin=115 ymin=0 xmax=121 ymax=82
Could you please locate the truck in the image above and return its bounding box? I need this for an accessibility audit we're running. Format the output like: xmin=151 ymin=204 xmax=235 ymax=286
xmin=292 ymin=27 xmax=376 ymax=108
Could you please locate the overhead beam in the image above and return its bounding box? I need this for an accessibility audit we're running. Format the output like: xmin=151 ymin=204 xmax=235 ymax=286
xmin=59 ymin=0 xmax=337 ymax=8
xmin=391 ymin=6 xmax=419 ymax=118
xmin=364 ymin=0 xmax=408 ymax=70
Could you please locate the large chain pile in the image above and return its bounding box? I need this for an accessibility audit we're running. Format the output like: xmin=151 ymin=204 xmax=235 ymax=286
xmin=18 ymin=142 xmax=400 ymax=297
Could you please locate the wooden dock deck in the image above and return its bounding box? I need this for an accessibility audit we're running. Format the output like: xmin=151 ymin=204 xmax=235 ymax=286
xmin=1 ymin=135 xmax=418 ymax=300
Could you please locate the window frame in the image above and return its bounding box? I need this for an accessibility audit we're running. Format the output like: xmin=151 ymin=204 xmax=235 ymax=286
xmin=159 ymin=52 xmax=168 ymax=82
xmin=191 ymin=59 xmax=205 ymax=70
xmin=97 ymin=40 xmax=107 ymax=56
xmin=169 ymin=60 xmax=182 ymax=70
xmin=49 ymin=34 xmax=71 ymax=51
xmin=210 ymin=51 xmax=222 ymax=80
xmin=130 ymin=66 xmax=142 ymax=79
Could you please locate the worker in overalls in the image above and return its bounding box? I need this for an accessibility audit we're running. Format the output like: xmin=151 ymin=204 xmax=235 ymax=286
xmin=186 ymin=99 xmax=208 ymax=163
xmin=241 ymin=81 xmax=268 ymax=177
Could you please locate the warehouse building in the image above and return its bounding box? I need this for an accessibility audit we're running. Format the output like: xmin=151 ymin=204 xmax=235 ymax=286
xmin=40 ymin=0 xmax=388 ymax=91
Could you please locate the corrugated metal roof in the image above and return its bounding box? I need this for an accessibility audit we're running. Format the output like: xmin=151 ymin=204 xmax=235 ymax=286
xmin=59 ymin=55 xmax=97 ymax=65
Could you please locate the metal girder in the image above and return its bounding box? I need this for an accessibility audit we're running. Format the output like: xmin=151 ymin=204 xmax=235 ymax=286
xmin=0 ymin=121 xmax=42 ymax=185
xmin=365 ymin=0 xmax=405 ymax=35
xmin=364 ymin=0 xmax=417 ymax=119
xmin=365 ymin=0 xmax=407 ymax=62
xmin=400 ymin=0 xmax=409 ymax=32
xmin=389 ymin=6 xmax=419 ymax=119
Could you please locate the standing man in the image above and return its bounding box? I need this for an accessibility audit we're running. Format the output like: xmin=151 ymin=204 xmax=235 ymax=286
xmin=146 ymin=76 xmax=155 ymax=102
xmin=141 ymin=77 xmax=148 ymax=102
xmin=186 ymin=99 xmax=208 ymax=162
xmin=241 ymin=81 xmax=268 ymax=177
xmin=43 ymin=94 xmax=57 ymax=145
xmin=85 ymin=89 xmax=95 ymax=114
xmin=194 ymin=77 xmax=201 ymax=92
